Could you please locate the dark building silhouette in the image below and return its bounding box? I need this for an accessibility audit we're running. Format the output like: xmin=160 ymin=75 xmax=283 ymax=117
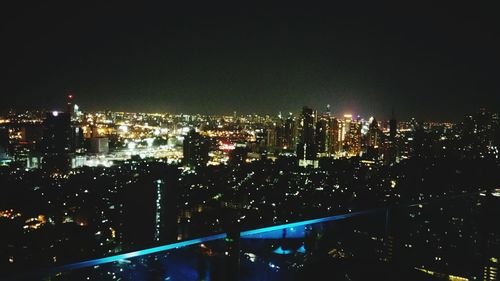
xmin=20 ymin=124 xmax=44 ymax=146
xmin=38 ymin=107 xmax=84 ymax=172
xmin=0 ymin=127 xmax=9 ymax=161
xmin=265 ymin=126 xmax=277 ymax=149
xmin=367 ymin=118 xmax=381 ymax=148
xmin=183 ymin=129 xmax=210 ymax=168
xmin=365 ymin=118 xmax=382 ymax=159
xmin=275 ymin=119 xmax=285 ymax=150
xmin=66 ymin=92 xmax=75 ymax=118
xmin=275 ymin=113 xmax=298 ymax=152
xmin=228 ymin=146 xmax=248 ymax=167
xmin=41 ymin=111 xmax=72 ymax=154
xmin=315 ymin=116 xmax=328 ymax=156
xmin=40 ymin=111 xmax=74 ymax=172
xmin=298 ymin=106 xmax=315 ymax=145
xmin=123 ymin=165 xmax=180 ymax=248
xmin=382 ymin=110 xmax=398 ymax=164
xmin=89 ymin=137 xmax=109 ymax=154
xmin=389 ymin=110 xmax=397 ymax=141
xmin=297 ymin=107 xmax=317 ymax=164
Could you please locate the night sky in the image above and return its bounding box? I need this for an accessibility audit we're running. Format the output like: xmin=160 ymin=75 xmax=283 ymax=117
xmin=2 ymin=2 xmax=499 ymax=120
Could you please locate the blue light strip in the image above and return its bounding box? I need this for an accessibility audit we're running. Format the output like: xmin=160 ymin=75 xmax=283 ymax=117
xmin=5 ymin=192 xmax=484 ymax=281
xmin=52 ymin=233 xmax=227 ymax=272
xmin=240 ymin=209 xmax=383 ymax=237
xmin=49 ymin=209 xmax=383 ymax=274
xmin=51 ymin=209 xmax=385 ymax=273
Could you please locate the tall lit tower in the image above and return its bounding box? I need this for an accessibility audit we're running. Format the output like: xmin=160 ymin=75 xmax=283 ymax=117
xmin=298 ymin=106 xmax=315 ymax=144
xmin=389 ymin=109 xmax=397 ymax=141
xmin=183 ymin=129 xmax=210 ymax=168
xmin=344 ymin=119 xmax=361 ymax=157
xmin=283 ymin=113 xmax=296 ymax=150
xmin=329 ymin=118 xmax=342 ymax=155
xmin=367 ymin=118 xmax=381 ymax=148
xmin=297 ymin=106 xmax=317 ymax=166
xmin=66 ymin=90 xmax=75 ymax=117
xmin=42 ymin=111 xmax=72 ymax=154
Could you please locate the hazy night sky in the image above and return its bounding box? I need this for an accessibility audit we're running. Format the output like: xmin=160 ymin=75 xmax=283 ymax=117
xmin=2 ymin=2 xmax=499 ymax=120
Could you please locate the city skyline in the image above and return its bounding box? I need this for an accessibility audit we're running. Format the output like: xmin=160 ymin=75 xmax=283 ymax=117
xmin=1 ymin=3 xmax=499 ymax=280
xmin=2 ymin=100 xmax=496 ymax=124
xmin=2 ymin=2 xmax=499 ymax=120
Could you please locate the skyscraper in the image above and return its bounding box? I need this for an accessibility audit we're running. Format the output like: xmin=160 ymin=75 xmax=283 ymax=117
xmin=183 ymin=129 xmax=210 ymax=168
xmin=389 ymin=109 xmax=397 ymax=141
xmin=266 ymin=126 xmax=277 ymax=149
xmin=364 ymin=118 xmax=382 ymax=160
xmin=327 ymin=118 xmax=341 ymax=156
xmin=344 ymin=120 xmax=362 ymax=157
xmin=297 ymin=106 xmax=317 ymax=166
xmin=41 ymin=111 xmax=75 ymax=172
xmin=123 ymin=165 xmax=180 ymax=247
xmin=381 ymin=110 xmax=398 ymax=164
xmin=367 ymin=118 xmax=382 ymax=148
xmin=283 ymin=113 xmax=296 ymax=150
xmin=41 ymin=111 xmax=72 ymax=154
xmin=298 ymin=106 xmax=315 ymax=145
xmin=0 ymin=127 xmax=9 ymax=160
xmin=315 ymin=116 xmax=328 ymax=156
xmin=66 ymin=92 xmax=75 ymax=119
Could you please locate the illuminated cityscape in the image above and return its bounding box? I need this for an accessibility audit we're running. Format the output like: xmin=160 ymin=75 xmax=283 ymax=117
xmin=1 ymin=2 xmax=499 ymax=281
xmin=0 ymin=101 xmax=498 ymax=280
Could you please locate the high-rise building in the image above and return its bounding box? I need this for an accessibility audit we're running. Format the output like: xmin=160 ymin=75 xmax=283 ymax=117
xmin=123 ymin=166 xmax=180 ymax=247
xmin=364 ymin=118 xmax=382 ymax=160
xmin=40 ymin=111 xmax=73 ymax=172
xmin=90 ymin=137 xmax=109 ymax=154
xmin=341 ymin=114 xmax=352 ymax=144
xmin=344 ymin=120 xmax=362 ymax=157
xmin=275 ymin=113 xmax=296 ymax=151
xmin=389 ymin=110 xmax=397 ymax=141
xmin=315 ymin=116 xmax=329 ymax=156
xmin=298 ymin=106 xmax=315 ymax=145
xmin=266 ymin=126 xmax=277 ymax=149
xmin=0 ymin=127 xmax=9 ymax=160
xmin=66 ymin=91 xmax=74 ymax=118
xmin=297 ymin=107 xmax=317 ymax=166
xmin=41 ymin=111 xmax=73 ymax=154
xmin=367 ymin=118 xmax=382 ymax=148
xmin=275 ymin=119 xmax=285 ymax=150
xmin=20 ymin=124 xmax=44 ymax=146
xmin=381 ymin=110 xmax=399 ymax=164
xmin=183 ymin=129 xmax=210 ymax=168
xmin=283 ymin=113 xmax=296 ymax=150
xmin=330 ymin=118 xmax=342 ymax=156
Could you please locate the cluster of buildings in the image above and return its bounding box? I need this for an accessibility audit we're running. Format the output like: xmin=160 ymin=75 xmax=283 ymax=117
xmin=0 ymin=99 xmax=499 ymax=280
xmin=264 ymin=106 xmax=398 ymax=167
xmin=1 ymin=98 xmax=499 ymax=175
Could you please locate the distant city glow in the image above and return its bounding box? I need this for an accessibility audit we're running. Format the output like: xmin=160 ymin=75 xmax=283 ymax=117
xmin=219 ymin=142 xmax=235 ymax=150
xmin=127 ymin=142 xmax=137 ymax=150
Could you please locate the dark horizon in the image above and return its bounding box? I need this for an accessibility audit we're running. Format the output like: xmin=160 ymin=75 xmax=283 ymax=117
xmin=2 ymin=2 xmax=499 ymax=120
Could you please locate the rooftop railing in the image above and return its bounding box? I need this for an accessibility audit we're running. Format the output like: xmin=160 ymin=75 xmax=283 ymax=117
xmin=3 ymin=190 xmax=499 ymax=281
